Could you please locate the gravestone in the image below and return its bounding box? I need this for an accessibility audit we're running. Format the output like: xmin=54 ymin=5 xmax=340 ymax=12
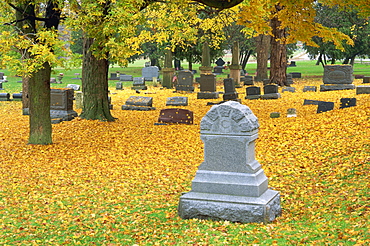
xmin=215 ymin=58 xmax=225 ymax=67
xmin=12 ymin=93 xmax=22 ymax=101
xmin=166 ymin=96 xmax=188 ymax=106
xmin=303 ymin=86 xmax=317 ymax=92
xmin=339 ymin=98 xmax=356 ymax=109
xmin=50 ymin=88 xmax=78 ymax=123
xmin=288 ymin=61 xmax=296 ymax=67
xmin=363 ymin=76 xmax=370 ymax=83
xmin=263 ymin=79 xmax=270 ymax=85
xmin=0 ymin=82 xmax=2 ymax=90
xmin=245 ymin=86 xmax=261 ymax=100
xmin=286 ymin=74 xmax=294 ymax=85
xmin=243 ymin=75 xmax=254 ymax=86
xmin=0 ymin=93 xmax=10 ymax=101
xmin=75 ymin=91 xmax=83 ymax=109
xmin=0 ymin=72 xmax=4 ymax=80
xmin=356 ymin=85 xmax=370 ymax=95
xmin=261 ymin=84 xmax=281 ymax=100
xmin=287 ymin=108 xmax=297 ymax=117
xmin=142 ymin=66 xmax=159 ymax=81
xmin=223 ymin=78 xmax=238 ymax=101
xmin=131 ymin=77 xmax=147 ymax=90
xmin=270 ymin=112 xmax=280 ymax=118
xmin=116 ymin=82 xmax=123 ymax=90
xmin=289 ymin=72 xmax=301 ymax=78
xmin=178 ymin=101 xmax=281 ymax=223
xmin=198 ymin=74 xmax=218 ymax=99
xmin=158 ymin=108 xmax=193 ymax=124
xmin=110 ymin=72 xmax=120 ymax=80
xmin=282 ymin=87 xmax=296 ymax=93
xmin=213 ymin=66 xmax=223 ymax=74
xmin=320 ymin=65 xmax=355 ymax=91
xmin=303 ymin=99 xmax=325 ymax=105
xmin=175 ymin=70 xmax=194 ymax=92
xmin=174 ymin=59 xmax=181 ymax=70
xmin=66 ymin=84 xmax=80 ymax=91
xmin=317 ymin=101 xmax=334 ymax=113
xmin=121 ymin=96 xmax=155 ymax=111
xmin=120 ymin=74 xmax=133 ymax=81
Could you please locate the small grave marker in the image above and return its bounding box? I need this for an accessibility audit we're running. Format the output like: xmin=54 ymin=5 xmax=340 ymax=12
xmin=166 ymin=97 xmax=188 ymax=106
xmin=356 ymin=85 xmax=370 ymax=95
xmin=158 ymin=108 xmax=193 ymax=124
xmin=121 ymin=96 xmax=155 ymax=111
xmin=287 ymin=108 xmax=297 ymax=117
xmin=245 ymin=86 xmax=261 ymax=100
xmin=303 ymin=86 xmax=317 ymax=92
xmin=116 ymin=82 xmax=123 ymax=90
xmin=120 ymin=74 xmax=133 ymax=81
xmin=131 ymin=77 xmax=147 ymax=90
xmin=339 ymin=98 xmax=356 ymax=109
xmin=363 ymin=76 xmax=370 ymax=83
xmin=270 ymin=112 xmax=280 ymax=118
xmin=282 ymin=87 xmax=296 ymax=93
xmin=0 ymin=93 xmax=10 ymax=101
xmin=317 ymin=101 xmax=334 ymax=113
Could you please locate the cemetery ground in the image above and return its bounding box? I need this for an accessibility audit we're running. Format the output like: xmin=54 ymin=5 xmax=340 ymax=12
xmin=0 ymin=68 xmax=369 ymax=245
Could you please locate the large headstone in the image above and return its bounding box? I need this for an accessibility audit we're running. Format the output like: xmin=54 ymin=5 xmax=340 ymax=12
xmin=320 ymin=65 xmax=355 ymax=91
xmin=175 ymin=70 xmax=194 ymax=92
xmin=142 ymin=66 xmax=159 ymax=81
xmin=50 ymin=88 xmax=78 ymax=123
xmin=178 ymin=101 xmax=281 ymax=223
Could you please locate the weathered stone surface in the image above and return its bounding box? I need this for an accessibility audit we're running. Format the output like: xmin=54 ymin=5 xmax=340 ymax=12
xmin=363 ymin=76 xmax=370 ymax=83
xmin=356 ymin=85 xmax=370 ymax=94
xmin=317 ymin=101 xmax=334 ymax=113
xmin=199 ymin=74 xmax=216 ymax=92
xmin=178 ymin=101 xmax=281 ymax=223
xmin=121 ymin=105 xmax=156 ymax=111
xmin=303 ymin=99 xmax=325 ymax=105
xmin=263 ymin=84 xmax=278 ymax=94
xmin=50 ymin=88 xmax=78 ymax=122
xmin=303 ymin=86 xmax=317 ymax=92
xmin=142 ymin=66 xmax=159 ymax=81
xmin=166 ymin=96 xmax=188 ymax=106
xmin=116 ymin=82 xmax=123 ymax=90
xmin=320 ymin=84 xmax=355 ymax=91
xmin=0 ymin=93 xmax=10 ymax=101
xmin=125 ymin=96 xmax=153 ymax=107
xmin=12 ymin=93 xmax=22 ymax=101
xmin=197 ymin=92 xmax=219 ymax=99
xmin=158 ymin=108 xmax=193 ymax=124
xmin=282 ymin=87 xmax=296 ymax=93
xmin=120 ymin=74 xmax=133 ymax=81
xmin=340 ymin=98 xmax=356 ymax=109
xmin=323 ymin=65 xmax=353 ymax=84
xmin=176 ymin=70 xmax=194 ymax=92
xmin=261 ymin=93 xmax=281 ymax=100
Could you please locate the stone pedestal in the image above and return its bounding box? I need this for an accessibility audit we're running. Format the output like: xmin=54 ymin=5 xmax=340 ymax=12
xmin=229 ymin=65 xmax=241 ymax=86
xmin=199 ymin=66 xmax=213 ymax=75
xmin=178 ymin=101 xmax=281 ymax=223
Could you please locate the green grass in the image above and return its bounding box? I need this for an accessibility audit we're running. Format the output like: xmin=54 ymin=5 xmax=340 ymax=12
xmin=1 ymin=60 xmax=369 ymax=94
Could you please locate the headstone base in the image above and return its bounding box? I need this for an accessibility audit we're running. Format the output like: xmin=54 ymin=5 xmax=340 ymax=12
xmin=320 ymin=84 xmax=355 ymax=91
xmin=261 ymin=93 xmax=281 ymax=100
xmin=50 ymin=110 xmax=78 ymax=122
xmin=175 ymin=85 xmax=195 ymax=92
xmin=121 ymin=105 xmax=156 ymax=111
xmin=245 ymin=95 xmax=261 ymax=100
xmin=131 ymin=86 xmax=148 ymax=90
xmin=356 ymin=85 xmax=370 ymax=94
xmin=178 ymin=190 xmax=281 ymax=223
xmin=197 ymin=92 xmax=219 ymax=99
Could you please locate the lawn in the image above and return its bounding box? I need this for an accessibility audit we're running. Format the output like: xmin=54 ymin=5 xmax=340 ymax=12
xmin=0 ymin=64 xmax=369 ymax=245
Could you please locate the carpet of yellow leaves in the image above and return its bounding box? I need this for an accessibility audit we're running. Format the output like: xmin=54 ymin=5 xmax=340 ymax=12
xmin=0 ymin=78 xmax=369 ymax=245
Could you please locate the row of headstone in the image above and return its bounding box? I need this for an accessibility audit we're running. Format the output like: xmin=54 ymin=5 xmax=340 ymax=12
xmin=0 ymin=92 xmax=22 ymax=101
xmin=245 ymin=85 xmax=281 ymax=100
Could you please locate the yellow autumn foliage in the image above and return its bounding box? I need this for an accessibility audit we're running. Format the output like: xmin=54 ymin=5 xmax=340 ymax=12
xmin=0 ymin=77 xmax=369 ymax=244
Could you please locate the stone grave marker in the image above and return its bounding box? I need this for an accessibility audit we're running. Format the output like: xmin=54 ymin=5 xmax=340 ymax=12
xmin=270 ymin=112 xmax=280 ymax=118
xmin=110 ymin=72 xmax=120 ymax=80
xmin=75 ymin=91 xmax=83 ymax=109
xmin=175 ymin=70 xmax=194 ymax=92
xmin=282 ymin=87 xmax=296 ymax=93
xmin=178 ymin=101 xmax=281 ymax=223
xmin=142 ymin=66 xmax=159 ymax=81
xmin=303 ymin=99 xmax=325 ymax=105
xmin=50 ymin=88 xmax=78 ymax=123
xmin=289 ymin=72 xmax=301 ymax=78
xmin=166 ymin=96 xmax=188 ymax=106
xmin=261 ymin=84 xmax=281 ymax=99
xmin=286 ymin=74 xmax=294 ymax=85
xmin=263 ymin=79 xmax=270 ymax=85
xmin=0 ymin=72 xmax=4 ymax=80
xmin=223 ymin=78 xmax=238 ymax=101
xmin=0 ymin=82 xmax=3 ymax=90
xmin=320 ymin=65 xmax=355 ymax=91
xmin=116 ymin=82 xmax=123 ymax=90
xmin=288 ymin=61 xmax=296 ymax=67
xmin=158 ymin=108 xmax=193 ymax=124
xmin=303 ymin=86 xmax=317 ymax=92
xmin=213 ymin=66 xmax=223 ymax=74
xmin=356 ymin=85 xmax=370 ymax=95
xmin=363 ymin=76 xmax=370 ymax=83
xmin=198 ymin=74 xmax=218 ymax=99
xmin=317 ymin=101 xmax=334 ymax=113
xmin=287 ymin=108 xmax=297 ymax=117
xmin=339 ymin=98 xmax=356 ymax=109
xmin=120 ymin=74 xmax=133 ymax=81
xmin=66 ymin=84 xmax=80 ymax=91
xmin=121 ymin=96 xmax=155 ymax=111
xmin=245 ymin=86 xmax=261 ymax=100
xmin=131 ymin=77 xmax=147 ymax=90
xmin=12 ymin=93 xmax=22 ymax=101
xmin=0 ymin=93 xmax=10 ymax=101
xmin=243 ymin=75 xmax=254 ymax=86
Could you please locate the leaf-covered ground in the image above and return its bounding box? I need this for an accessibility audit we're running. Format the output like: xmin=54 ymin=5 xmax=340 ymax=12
xmin=0 ymin=78 xmax=369 ymax=245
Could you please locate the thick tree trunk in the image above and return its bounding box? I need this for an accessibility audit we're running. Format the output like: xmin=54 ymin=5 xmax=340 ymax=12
xmin=80 ymin=37 xmax=115 ymax=121
xmin=28 ymin=62 xmax=52 ymax=144
xmin=255 ymin=34 xmax=270 ymax=81
xmin=270 ymin=7 xmax=287 ymax=86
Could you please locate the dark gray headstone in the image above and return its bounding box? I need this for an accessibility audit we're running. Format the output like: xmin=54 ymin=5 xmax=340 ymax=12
xmin=197 ymin=92 xmax=219 ymax=99
xmin=303 ymin=86 xmax=317 ymax=92
xmin=263 ymin=84 xmax=278 ymax=94
xmin=317 ymin=101 xmax=334 ymax=113
xmin=223 ymin=78 xmax=238 ymax=101
xmin=289 ymin=72 xmax=301 ymax=78
xmin=166 ymin=96 xmax=188 ymax=106
xmin=110 ymin=73 xmax=120 ymax=80
xmin=116 ymin=82 xmax=123 ymax=90
xmin=176 ymin=70 xmax=194 ymax=92
xmin=340 ymin=98 xmax=356 ymax=109
xmin=320 ymin=84 xmax=356 ymax=91
xmin=0 ymin=72 xmax=4 ymax=80
xmin=243 ymin=75 xmax=253 ymax=85
xmin=12 ymin=93 xmax=22 ymax=101
xmin=286 ymin=74 xmax=294 ymax=85
xmin=0 ymin=93 xmax=10 ymax=101
xmin=356 ymin=85 xmax=370 ymax=94
xmin=213 ymin=66 xmax=223 ymax=74
xmin=142 ymin=66 xmax=159 ymax=81
xmin=215 ymin=58 xmax=226 ymax=67
xmin=0 ymin=82 xmax=2 ymax=90
xmin=174 ymin=59 xmax=181 ymax=70
xmin=199 ymin=74 xmax=216 ymax=92
xmin=50 ymin=88 xmax=78 ymax=122
xmin=282 ymin=87 xmax=296 ymax=93
xmin=303 ymin=99 xmax=325 ymax=105
xmin=288 ymin=61 xmax=296 ymax=67
xmin=245 ymin=86 xmax=261 ymax=100
xmin=363 ymin=76 xmax=370 ymax=83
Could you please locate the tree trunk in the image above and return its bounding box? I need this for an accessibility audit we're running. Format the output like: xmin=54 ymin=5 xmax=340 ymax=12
xmin=255 ymin=34 xmax=270 ymax=81
xmin=240 ymin=50 xmax=252 ymax=72
xmin=80 ymin=37 xmax=115 ymax=121
xmin=270 ymin=7 xmax=287 ymax=86
xmin=28 ymin=62 xmax=52 ymax=144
